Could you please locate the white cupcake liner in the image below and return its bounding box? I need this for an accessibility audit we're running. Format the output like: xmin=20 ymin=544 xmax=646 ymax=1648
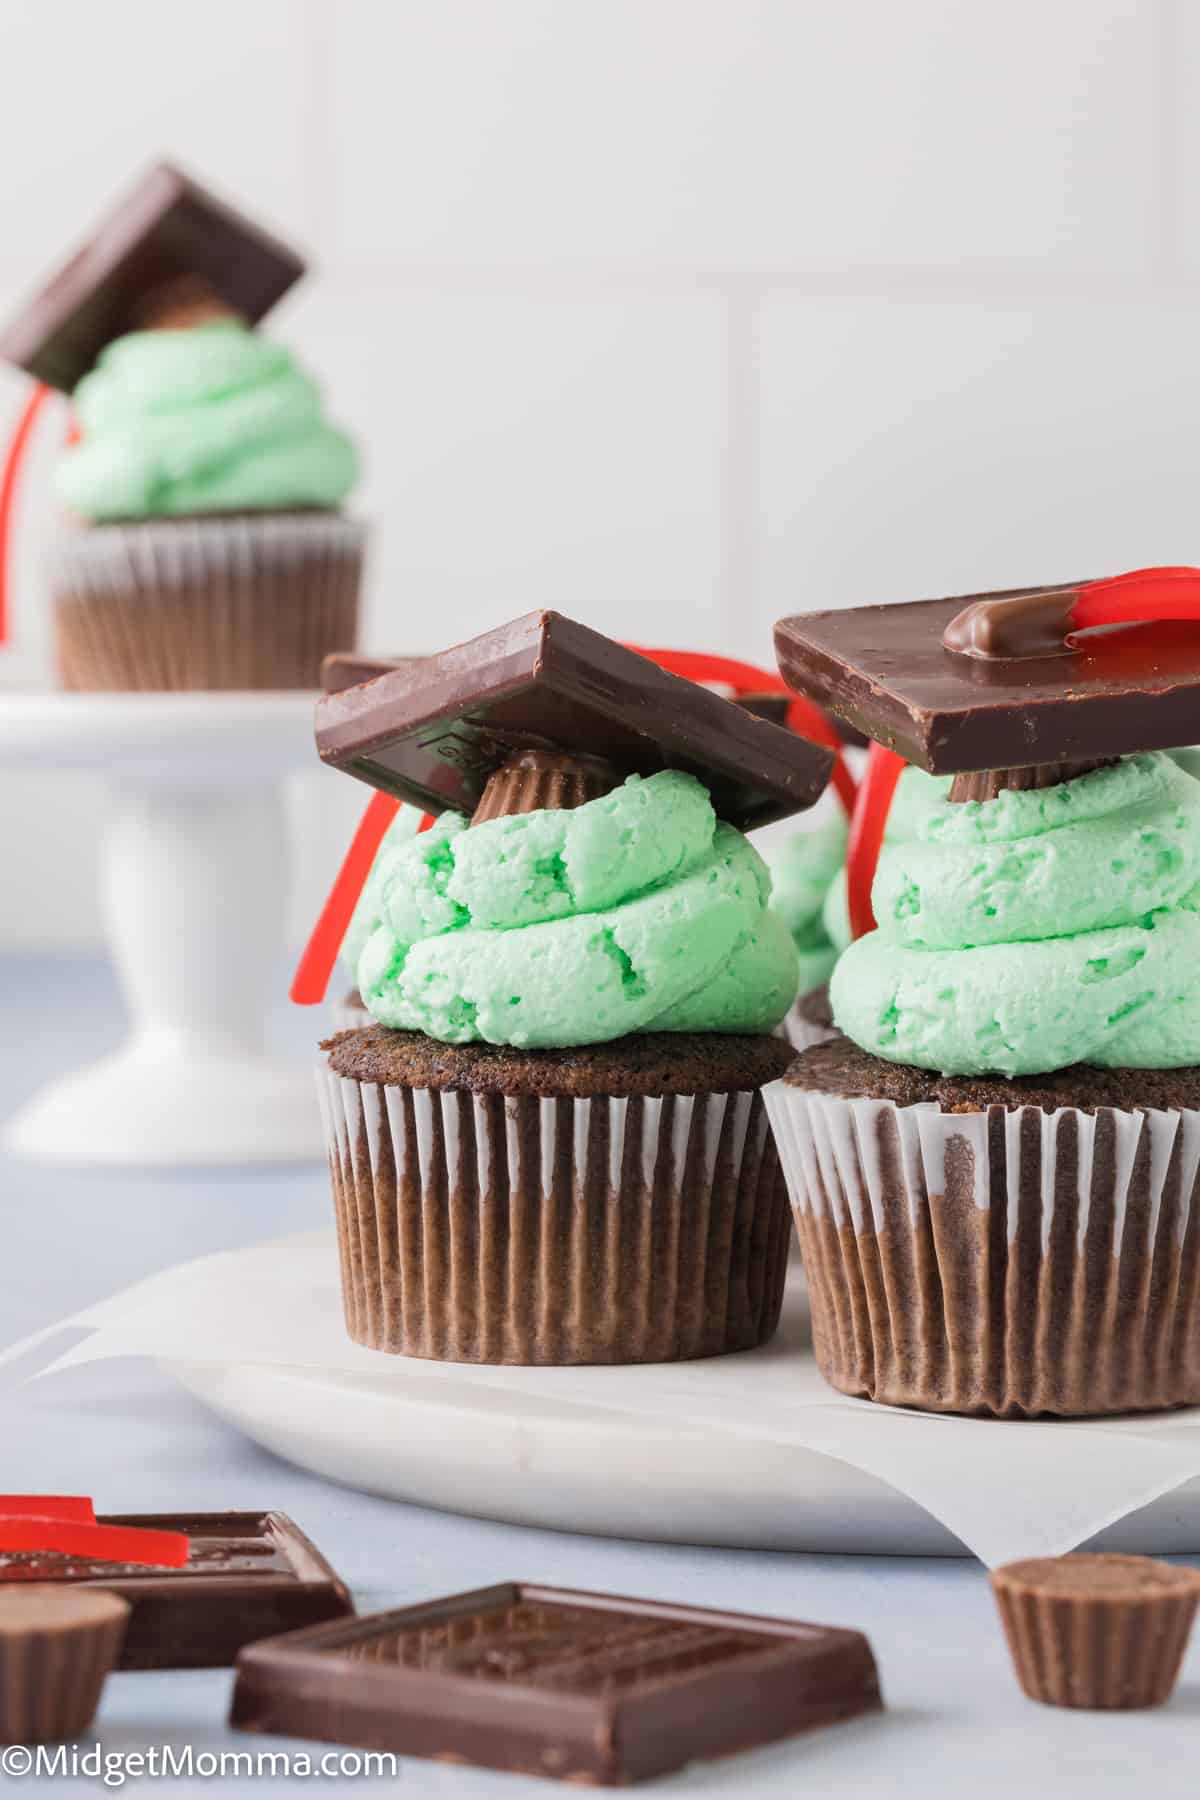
xmin=763 ymin=1081 xmax=1200 ymax=1416
xmin=50 ymin=512 xmax=364 ymax=691
xmin=318 ymin=1058 xmax=790 ymax=1365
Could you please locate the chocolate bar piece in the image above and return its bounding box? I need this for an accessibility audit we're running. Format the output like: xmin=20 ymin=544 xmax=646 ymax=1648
xmin=321 ymin=651 xmax=412 ymax=694
xmin=0 ymin=162 xmax=305 ymax=391
xmin=317 ymin=611 xmax=833 ymax=830
xmin=0 ymin=1511 xmax=351 ymax=1670
xmin=231 ymin=1582 xmax=881 ymax=1784
xmin=775 ymin=594 xmax=1200 ymax=773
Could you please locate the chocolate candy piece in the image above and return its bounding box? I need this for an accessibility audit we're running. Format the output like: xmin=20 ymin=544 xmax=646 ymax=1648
xmin=0 ymin=162 xmax=305 ymax=391
xmin=775 ymin=594 xmax=1200 ymax=774
xmin=941 ymin=584 xmax=1080 ymax=660
xmin=231 ymin=1581 xmax=881 ymax=1784
xmin=317 ymin=610 xmax=833 ymax=831
xmin=992 ymin=1554 xmax=1200 ymax=1710
xmin=0 ymin=1511 xmax=351 ymax=1670
xmin=321 ymin=651 xmax=412 ymax=694
xmin=0 ymin=1587 xmax=129 ymax=1744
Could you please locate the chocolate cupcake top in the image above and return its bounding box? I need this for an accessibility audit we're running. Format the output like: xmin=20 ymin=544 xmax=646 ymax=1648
xmin=324 ymin=1025 xmax=793 ymax=1096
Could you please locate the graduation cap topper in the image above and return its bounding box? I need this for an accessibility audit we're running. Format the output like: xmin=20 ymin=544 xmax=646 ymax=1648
xmin=0 ymin=161 xmax=305 ymax=645
xmin=291 ymin=612 xmax=853 ymax=1007
xmin=775 ymin=566 xmax=1200 ymax=941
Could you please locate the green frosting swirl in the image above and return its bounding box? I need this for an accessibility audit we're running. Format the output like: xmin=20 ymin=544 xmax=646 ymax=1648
xmin=357 ymin=770 xmax=798 ymax=1047
xmin=832 ymin=752 xmax=1200 ymax=1075
xmin=771 ymin=767 xmax=951 ymax=984
xmin=770 ymin=814 xmax=846 ymax=993
xmin=55 ymin=322 xmax=359 ymax=521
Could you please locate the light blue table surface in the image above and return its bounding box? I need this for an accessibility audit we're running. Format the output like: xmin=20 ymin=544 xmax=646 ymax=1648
xmin=2 ymin=954 xmax=1198 ymax=1798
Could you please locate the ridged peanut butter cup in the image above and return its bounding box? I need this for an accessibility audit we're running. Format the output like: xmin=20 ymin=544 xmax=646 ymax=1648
xmin=0 ymin=1588 xmax=129 ymax=1744
xmin=470 ymin=750 xmax=624 ymax=824
xmin=992 ymin=1554 xmax=1200 ymax=1710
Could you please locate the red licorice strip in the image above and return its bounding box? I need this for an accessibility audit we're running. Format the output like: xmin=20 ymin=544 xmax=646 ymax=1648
xmin=0 ymin=383 xmax=52 ymax=645
xmin=627 ymin=644 xmax=857 ymax=815
xmin=846 ymin=745 xmax=906 ymax=940
xmin=1073 ymin=565 xmax=1200 ymax=634
xmin=0 ymin=1496 xmax=94 ymax=1521
xmin=0 ymin=1516 xmax=189 ymax=1567
xmin=290 ymin=791 xmax=402 ymax=1005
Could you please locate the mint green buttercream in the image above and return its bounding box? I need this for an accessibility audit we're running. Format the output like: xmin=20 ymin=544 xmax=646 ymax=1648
xmin=769 ymin=813 xmax=847 ymax=992
xmin=771 ymin=767 xmax=951 ymax=979
xmin=357 ymin=770 xmax=798 ymax=1047
xmin=832 ymin=752 xmax=1200 ymax=1075
xmin=55 ymin=323 xmax=359 ymax=521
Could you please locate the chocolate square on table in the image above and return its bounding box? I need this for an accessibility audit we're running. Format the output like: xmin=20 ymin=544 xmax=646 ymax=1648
xmin=0 ymin=162 xmax=306 ymax=392
xmin=316 ymin=610 xmax=834 ymax=830
xmin=230 ymin=1581 xmax=881 ymax=1785
xmin=0 ymin=1511 xmax=352 ymax=1670
xmin=775 ymin=593 xmax=1200 ymax=774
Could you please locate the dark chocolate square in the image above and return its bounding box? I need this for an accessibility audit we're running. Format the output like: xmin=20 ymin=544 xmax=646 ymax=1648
xmin=0 ymin=163 xmax=305 ymax=391
xmin=316 ymin=610 xmax=833 ymax=829
xmin=231 ymin=1582 xmax=881 ymax=1784
xmin=0 ymin=1511 xmax=352 ymax=1669
xmin=776 ymin=596 xmax=1200 ymax=772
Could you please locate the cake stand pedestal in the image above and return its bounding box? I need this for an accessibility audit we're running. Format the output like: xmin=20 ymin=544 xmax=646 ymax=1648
xmin=0 ymin=693 xmax=323 ymax=1166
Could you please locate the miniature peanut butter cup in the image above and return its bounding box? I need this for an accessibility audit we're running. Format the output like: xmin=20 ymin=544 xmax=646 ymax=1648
xmin=0 ymin=1587 xmax=129 ymax=1743
xmin=991 ymin=1554 xmax=1200 ymax=1710
xmin=470 ymin=748 xmax=624 ymax=823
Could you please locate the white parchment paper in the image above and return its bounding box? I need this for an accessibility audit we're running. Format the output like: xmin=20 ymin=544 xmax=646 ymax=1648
xmin=6 ymin=1230 xmax=1200 ymax=1568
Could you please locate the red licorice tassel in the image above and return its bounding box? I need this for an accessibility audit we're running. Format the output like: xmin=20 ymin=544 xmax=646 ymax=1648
xmin=0 ymin=1516 xmax=189 ymax=1568
xmin=846 ymin=745 xmax=906 ymax=940
xmin=0 ymin=383 xmax=52 ymax=645
xmin=1073 ymin=565 xmax=1200 ymax=634
xmin=0 ymin=1496 xmax=94 ymax=1522
xmin=290 ymin=791 xmax=401 ymax=1005
xmin=290 ymin=801 xmax=435 ymax=1006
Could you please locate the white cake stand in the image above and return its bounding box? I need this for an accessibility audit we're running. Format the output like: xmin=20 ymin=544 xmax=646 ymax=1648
xmin=0 ymin=692 xmax=324 ymax=1166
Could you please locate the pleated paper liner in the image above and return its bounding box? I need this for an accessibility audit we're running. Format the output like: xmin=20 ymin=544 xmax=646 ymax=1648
xmin=50 ymin=512 xmax=364 ymax=691
xmin=0 ymin=1589 xmax=129 ymax=1744
xmin=763 ymin=1084 xmax=1200 ymax=1417
xmin=319 ymin=1062 xmax=791 ymax=1365
xmin=991 ymin=1555 xmax=1200 ymax=1709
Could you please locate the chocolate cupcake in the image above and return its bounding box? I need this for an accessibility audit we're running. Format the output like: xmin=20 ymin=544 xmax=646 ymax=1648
xmin=769 ymin=573 xmax=1200 ymax=1417
xmin=305 ymin=611 xmax=833 ymax=1364
xmin=0 ymin=163 xmax=362 ymax=692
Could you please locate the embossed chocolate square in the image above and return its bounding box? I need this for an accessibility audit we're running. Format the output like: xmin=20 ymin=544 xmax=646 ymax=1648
xmin=775 ymin=585 xmax=1200 ymax=774
xmin=315 ymin=610 xmax=833 ymax=830
xmin=231 ymin=1582 xmax=882 ymax=1785
xmin=0 ymin=162 xmax=305 ymax=391
xmin=0 ymin=1511 xmax=352 ymax=1670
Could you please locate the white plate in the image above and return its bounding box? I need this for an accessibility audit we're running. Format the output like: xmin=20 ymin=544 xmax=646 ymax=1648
xmin=165 ymin=1279 xmax=1200 ymax=1559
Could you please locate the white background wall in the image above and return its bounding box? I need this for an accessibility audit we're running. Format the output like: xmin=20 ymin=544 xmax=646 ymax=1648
xmin=0 ymin=0 xmax=1196 ymax=945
